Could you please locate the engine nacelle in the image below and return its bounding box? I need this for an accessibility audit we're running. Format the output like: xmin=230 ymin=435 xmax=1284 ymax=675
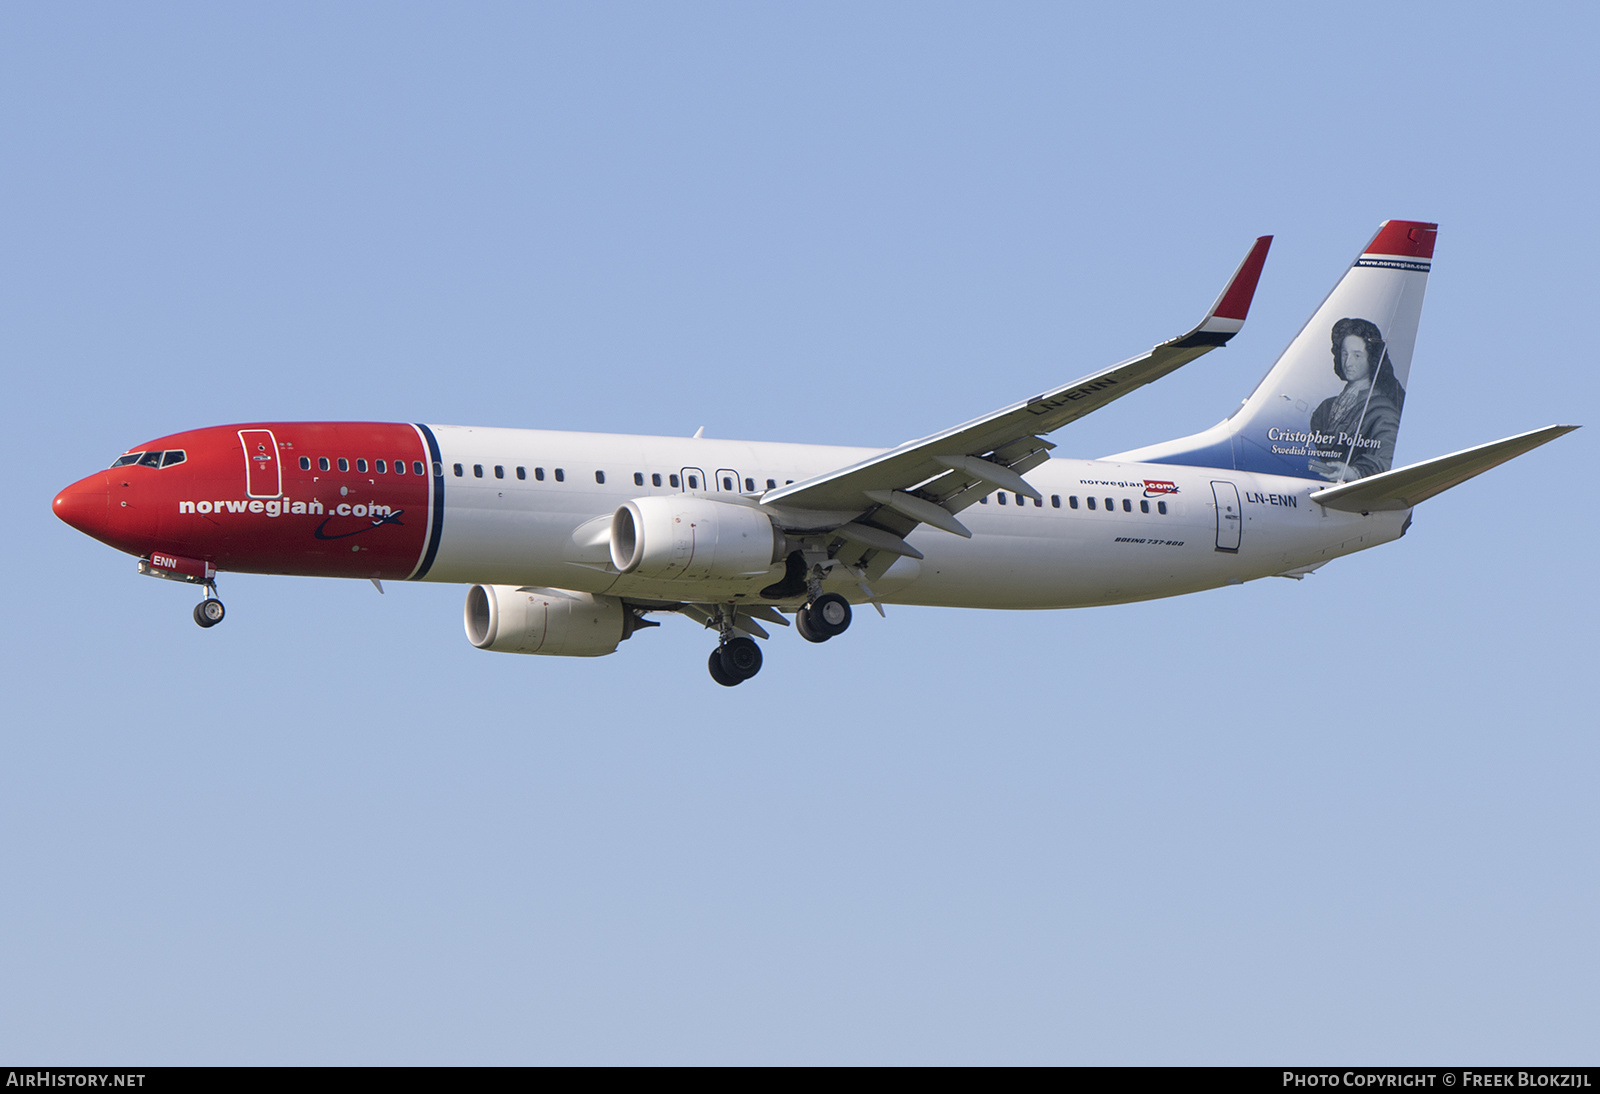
xmin=610 ymin=496 xmax=785 ymax=581
xmin=464 ymin=585 xmax=626 ymax=657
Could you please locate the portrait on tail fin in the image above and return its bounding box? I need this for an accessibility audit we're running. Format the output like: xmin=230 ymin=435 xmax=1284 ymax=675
xmin=1307 ymin=317 xmax=1406 ymax=482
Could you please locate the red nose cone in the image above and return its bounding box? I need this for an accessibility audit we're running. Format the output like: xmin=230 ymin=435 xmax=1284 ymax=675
xmin=54 ymin=472 xmax=112 ymax=539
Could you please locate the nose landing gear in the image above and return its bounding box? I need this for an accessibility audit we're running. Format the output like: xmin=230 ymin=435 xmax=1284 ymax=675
xmin=137 ymin=555 xmax=226 ymax=629
xmin=193 ymin=596 xmax=226 ymax=628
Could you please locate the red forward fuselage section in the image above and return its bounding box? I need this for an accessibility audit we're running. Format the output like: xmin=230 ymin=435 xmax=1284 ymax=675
xmin=52 ymin=423 xmax=436 ymax=580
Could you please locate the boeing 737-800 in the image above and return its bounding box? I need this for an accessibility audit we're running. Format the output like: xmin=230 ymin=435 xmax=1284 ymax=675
xmin=52 ymin=220 xmax=1575 ymax=685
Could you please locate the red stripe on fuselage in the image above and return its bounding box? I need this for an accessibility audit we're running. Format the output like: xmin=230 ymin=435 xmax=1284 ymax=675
xmin=58 ymin=423 xmax=432 ymax=579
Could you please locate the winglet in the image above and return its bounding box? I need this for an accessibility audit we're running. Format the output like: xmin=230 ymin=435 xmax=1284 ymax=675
xmin=1171 ymin=235 xmax=1272 ymax=348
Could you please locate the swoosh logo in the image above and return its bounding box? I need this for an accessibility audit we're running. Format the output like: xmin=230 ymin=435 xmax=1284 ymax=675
xmin=313 ymin=509 xmax=406 ymax=540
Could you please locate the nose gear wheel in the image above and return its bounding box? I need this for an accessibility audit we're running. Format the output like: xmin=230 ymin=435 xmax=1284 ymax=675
xmin=193 ymin=598 xmax=226 ymax=628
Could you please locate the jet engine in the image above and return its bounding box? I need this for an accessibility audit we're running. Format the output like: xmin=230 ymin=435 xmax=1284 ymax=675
xmin=609 ymin=496 xmax=786 ymax=581
xmin=464 ymin=585 xmax=628 ymax=657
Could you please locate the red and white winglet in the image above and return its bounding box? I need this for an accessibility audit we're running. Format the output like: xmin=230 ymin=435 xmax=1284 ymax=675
xmin=1173 ymin=235 xmax=1272 ymax=348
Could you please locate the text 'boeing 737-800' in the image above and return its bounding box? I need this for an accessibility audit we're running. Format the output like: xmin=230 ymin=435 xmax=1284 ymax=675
xmin=53 ymin=220 xmax=1577 ymax=685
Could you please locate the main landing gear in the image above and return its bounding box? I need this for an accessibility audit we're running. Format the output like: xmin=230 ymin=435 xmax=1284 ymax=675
xmin=795 ymin=592 xmax=851 ymax=643
xmin=708 ymin=636 xmax=763 ymax=687
xmin=704 ymin=603 xmax=766 ymax=687
xmin=701 ymin=590 xmax=855 ymax=686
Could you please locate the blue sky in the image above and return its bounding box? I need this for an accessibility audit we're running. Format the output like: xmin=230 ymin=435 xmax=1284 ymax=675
xmin=3 ymin=2 xmax=1596 ymax=1063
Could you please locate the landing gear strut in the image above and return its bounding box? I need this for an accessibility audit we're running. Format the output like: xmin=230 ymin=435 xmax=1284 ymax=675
xmin=706 ymin=606 xmax=764 ymax=686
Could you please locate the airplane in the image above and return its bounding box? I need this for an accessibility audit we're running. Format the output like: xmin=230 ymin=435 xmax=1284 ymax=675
xmin=52 ymin=220 xmax=1576 ymax=686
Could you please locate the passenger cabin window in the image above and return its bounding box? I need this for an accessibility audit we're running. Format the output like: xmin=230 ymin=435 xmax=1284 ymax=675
xmin=1017 ymin=494 xmax=1026 ymax=506
xmin=1140 ymin=500 xmax=1150 ymax=513
xmin=595 ymin=471 xmax=605 ymax=484
xmin=997 ymin=493 xmax=1007 ymax=505
xmin=634 ymin=472 xmax=644 ymax=486
xmin=376 ymin=460 xmax=386 ymax=473
xmin=414 ymin=461 xmax=426 ymax=476
xmin=1070 ymin=496 xmax=1079 ymax=509
xmin=554 ymin=469 xmax=565 ymax=482
xmin=394 ymin=460 xmax=405 ymax=474
xmin=432 ymin=462 xmax=443 ymax=477
xmin=722 ymin=476 xmax=734 ymax=490
xmin=534 ymin=467 xmax=545 ymax=481
xmin=453 ymin=463 xmax=464 ymax=477
xmin=669 ymin=474 xmax=680 ymax=488
xmin=1105 ymin=497 xmax=1114 ymax=511
xmin=687 ymin=475 xmax=699 ymax=489
xmin=161 ymin=450 xmax=186 ymax=468
xmin=356 ymin=459 xmax=368 ymax=473
xmin=1158 ymin=501 xmax=1168 ymax=515
xmin=1051 ymin=495 xmax=1061 ymax=508
xmin=494 ymin=465 xmax=504 ymax=479
xmin=319 ymin=457 xmax=330 ymax=471
xmin=745 ymin=477 xmax=755 ymax=492
xmin=979 ymin=496 xmax=988 ymax=504
xmin=473 ymin=464 xmax=483 ymax=478
xmin=766 ymin=479 xmax=776 ymax=490
xmin=516 ymin=467 xmax=526 ymax=480
xmin=299 ymin=456 xmax=311 ymax=470
xmin=652 ymin=473 xmax=662 ymax=487
xmin=338 ymin=458 xmax=349 ymax=472
xmin=1087 ymin=497 xmax=1096 ymax=510
xmin=1122 ymin=499 xmax=1132 ymax=512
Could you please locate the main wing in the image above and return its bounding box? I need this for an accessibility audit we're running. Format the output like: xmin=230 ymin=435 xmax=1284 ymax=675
xmin=758 ymin=235 xmax=1272 ymax=570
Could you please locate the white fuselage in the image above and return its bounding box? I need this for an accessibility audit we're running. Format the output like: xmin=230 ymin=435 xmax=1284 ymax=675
xmin=422 ymin=425 xmax=1408 ymax=608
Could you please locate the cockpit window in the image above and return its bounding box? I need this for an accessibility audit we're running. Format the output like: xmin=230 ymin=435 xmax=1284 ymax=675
xmin=112 ymin=449 xmax=188 ymax=469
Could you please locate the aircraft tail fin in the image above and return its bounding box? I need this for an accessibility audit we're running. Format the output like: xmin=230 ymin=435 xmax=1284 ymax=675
xmin=1110 ymin=220 xmax=1437 ymax=483
xmin=1309 ymin=425 xmax=1577 ymax=513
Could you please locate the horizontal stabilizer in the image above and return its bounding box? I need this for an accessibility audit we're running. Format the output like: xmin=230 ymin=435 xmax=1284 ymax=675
xmin=1309 ymin=425 xmax=1578 ymax=513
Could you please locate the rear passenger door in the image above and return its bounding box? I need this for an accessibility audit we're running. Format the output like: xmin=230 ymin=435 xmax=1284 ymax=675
xmin=1211 ymin=480 xmax=1241 ymax=551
